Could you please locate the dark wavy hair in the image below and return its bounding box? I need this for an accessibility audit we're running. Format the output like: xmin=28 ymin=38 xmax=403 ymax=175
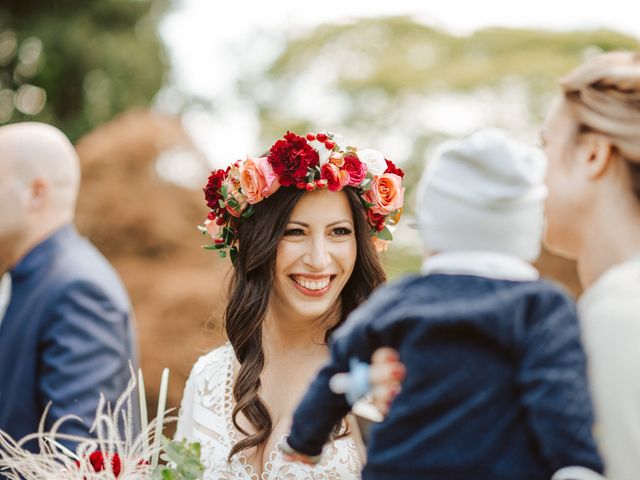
xmin=224 ymin=186 xmax=386 ymax=460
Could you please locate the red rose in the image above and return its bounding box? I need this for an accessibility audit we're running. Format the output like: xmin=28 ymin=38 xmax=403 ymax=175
xmin=321 ymin=163 xmax=341 ymax=192
xmin=203 ymin=167 xmax=229 ymax=214
xmin=343 ymin=153 xmax=367 ymax=186
xmin=76 ymin=451 xmax=122 ymax=478
xmin=267 ymin=132 xmax=319 ymax=186
xmin=384 ymin=159 xmax=404 ymax=178
xmin=367 ymin=209 xmax=387 ymax=232
xmin=321 ymin=163 xmax=350 ymax=192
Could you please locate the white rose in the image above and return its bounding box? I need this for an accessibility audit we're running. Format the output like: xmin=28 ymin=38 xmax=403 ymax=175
xmin=309 ymin=139 xmax=332 ymax=166
xmin=357 ymin=148 xmax=386 ymax=176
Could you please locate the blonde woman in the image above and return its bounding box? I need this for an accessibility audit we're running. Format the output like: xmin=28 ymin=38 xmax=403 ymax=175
xmin=540 ymin=51 xmax=640 ymax=479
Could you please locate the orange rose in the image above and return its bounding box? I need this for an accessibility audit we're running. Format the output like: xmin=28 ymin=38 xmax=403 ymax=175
xmin=329 ymin=153 xmax=345 ymax=168
xmin=239 ymin=157 xmax=267 ymax=204
xmin=363 ymin=173 xmax=404 ymax=215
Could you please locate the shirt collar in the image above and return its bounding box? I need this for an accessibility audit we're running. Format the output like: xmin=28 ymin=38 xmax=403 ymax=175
xmin=421 ymin=251 xmax=539 ymax=281
xmin=579 ymin=253 xmax=640 ymax=308
xmin=0 ymin=272 xmax=11 ymax=329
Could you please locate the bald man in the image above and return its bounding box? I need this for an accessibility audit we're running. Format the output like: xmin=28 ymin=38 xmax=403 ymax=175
xmin=0 ymin=122 xmax=138 ymax=453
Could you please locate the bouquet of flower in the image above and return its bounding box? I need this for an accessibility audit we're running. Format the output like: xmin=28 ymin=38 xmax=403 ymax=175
xmin=0 ymin=369 xmax=203 ymax=480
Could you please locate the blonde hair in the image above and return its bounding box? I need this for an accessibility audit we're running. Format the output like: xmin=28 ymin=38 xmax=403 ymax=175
xmin=560 ymin=51 xmax=640 ymax=198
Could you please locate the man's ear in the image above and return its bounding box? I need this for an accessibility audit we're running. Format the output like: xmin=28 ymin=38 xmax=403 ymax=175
xmin=577 ymin=132 xmax=614 ymax=180
xmin=28 ymin=177 xmax=49 ymax=209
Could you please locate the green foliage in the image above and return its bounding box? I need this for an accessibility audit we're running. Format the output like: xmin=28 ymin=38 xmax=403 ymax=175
xmin=236 ymin=17 xmax=639 ymax=209
xmin=382 ymin=245 xmax=422 ymax=281
xmin=152 ymin=437 xmax=205 ymax=480
xmin=230 ymin=18 xmax=639 ymax=276
xmin=375 ymin=226 xmax=393 ymax=241
xmin=0 ymin=0 xmax=169 ymax=140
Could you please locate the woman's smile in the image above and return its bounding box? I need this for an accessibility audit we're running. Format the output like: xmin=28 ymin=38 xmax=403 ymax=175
xmin=271 ymin=189 xmax=357 ymax=321
xmin=289 ymin=274 xmax=336 ymax=296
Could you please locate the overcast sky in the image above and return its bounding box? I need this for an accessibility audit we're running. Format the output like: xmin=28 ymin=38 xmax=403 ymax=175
xmin=162 ymin=0 xmax=640 ymax=96
xmin=159 ymin=0 xmax=640 ymax=168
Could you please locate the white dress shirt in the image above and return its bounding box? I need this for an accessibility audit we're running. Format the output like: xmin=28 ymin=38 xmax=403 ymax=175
xmin=0 ymin=273 xmax=11 ymax=332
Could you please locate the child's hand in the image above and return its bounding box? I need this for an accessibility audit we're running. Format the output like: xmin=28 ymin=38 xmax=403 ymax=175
xmin=281 ymin=451 xmax=320 ymax=465
xmin=369 ymin=348 xmax=406 ymax=415
xmin=278 ymin=438 xmax=322 ymax=465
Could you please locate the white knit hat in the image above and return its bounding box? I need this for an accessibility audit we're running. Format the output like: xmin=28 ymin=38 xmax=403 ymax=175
xmin=416 ymin=128 xmax=547 ymax=262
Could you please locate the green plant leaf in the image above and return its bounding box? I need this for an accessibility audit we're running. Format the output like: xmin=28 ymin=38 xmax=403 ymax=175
xmin=230 ymin=247 xmax=239 ymax=266
xmin=241 ymin=205 xmax=254 ymax=218
xmin=151 ymin=437 xmax=205 ymax=480
xmin=375 ymin=226 xmax=393 ymax=241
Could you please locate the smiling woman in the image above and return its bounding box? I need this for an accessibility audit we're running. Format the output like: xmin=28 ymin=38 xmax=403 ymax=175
xmin=175 ymin=131 xmax=403 ymax=479
xmin=272 ymin=189 xmax=358 ymax=321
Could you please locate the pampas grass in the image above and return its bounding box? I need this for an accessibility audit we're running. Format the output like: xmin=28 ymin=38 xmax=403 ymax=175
xmin=0 ymin=369 xmax=175 ymax=479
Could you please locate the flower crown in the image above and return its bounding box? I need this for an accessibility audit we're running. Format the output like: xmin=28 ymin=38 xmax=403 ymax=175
xmin=201 ymin=131 xmax=405 ymax=263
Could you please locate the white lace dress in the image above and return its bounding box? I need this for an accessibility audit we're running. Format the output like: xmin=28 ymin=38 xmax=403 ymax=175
xmin=175 ymin=343 xmax=362 ymax=479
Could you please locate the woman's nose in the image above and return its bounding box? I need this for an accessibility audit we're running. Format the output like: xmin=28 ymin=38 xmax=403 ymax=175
xmin=302 ymin=236 xmax=331 ymax=269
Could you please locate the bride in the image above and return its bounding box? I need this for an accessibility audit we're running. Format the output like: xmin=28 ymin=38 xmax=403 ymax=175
xmin=175 ymin=131 xmax=406 ymax=479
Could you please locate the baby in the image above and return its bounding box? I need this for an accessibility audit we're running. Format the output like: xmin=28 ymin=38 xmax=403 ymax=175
xmin=281 ymin=129 xmax=604 ymax=480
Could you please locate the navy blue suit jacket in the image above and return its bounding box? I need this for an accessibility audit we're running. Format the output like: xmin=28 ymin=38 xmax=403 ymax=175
xmin=0 ymin=224 xmax=138 ymax=452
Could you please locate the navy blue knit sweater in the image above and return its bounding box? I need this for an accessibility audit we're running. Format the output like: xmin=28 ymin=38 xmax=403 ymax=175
xmin=287 ymin=274 xmax=604 ymax=480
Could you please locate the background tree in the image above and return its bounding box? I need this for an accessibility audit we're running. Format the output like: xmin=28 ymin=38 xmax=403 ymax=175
xmin=236 ymin=17 xmax=640 ymax=199
xmin=0 ymin=0 xmax=170 ymax=140
xmin=225 ymin=18 xmax=640 ymax=278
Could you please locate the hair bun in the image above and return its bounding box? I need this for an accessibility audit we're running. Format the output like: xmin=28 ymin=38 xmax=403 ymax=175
xmin=560 ymin=51 xmax=640 ymax=163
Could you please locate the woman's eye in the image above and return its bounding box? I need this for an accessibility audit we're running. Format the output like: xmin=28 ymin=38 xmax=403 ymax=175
xmin=284 ymin=228 xmax=305 ymax=237
xmin=332 ymin=227 xmax=353 ymax=237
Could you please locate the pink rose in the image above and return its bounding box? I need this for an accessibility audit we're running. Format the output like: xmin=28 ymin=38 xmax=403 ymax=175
xmin=205 ymin=219 xmax=219 ymax=238
xmin=343 ymin=153 xmax=367 ymax=186
xmin=321 ymin=163 xmax=349 ymax=192
xmin=255 ymin=156 xmax=280 ymax=197
xmin=239 ymin=156 xmax=280 ymax=204
xmin=363 ymin=173 xmax=404 ymax=215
